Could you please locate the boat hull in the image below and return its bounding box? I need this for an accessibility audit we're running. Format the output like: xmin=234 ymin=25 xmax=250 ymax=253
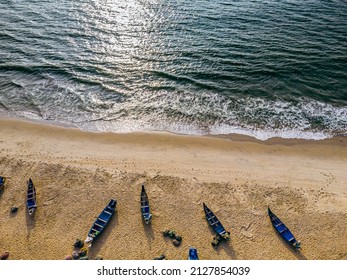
xmin=268 ymin=207 xmax=300 ymax=249
xmin=203 ymin=203 xmax=230 ymax=240
xmin=27 ymin=178 xmax=37 ymax=216
xmin=141 ymin=185 xmax=152 ymax=224
xmin=188 ymin=247 xmax=199 ymax=260
xmin=0 ymin=176 xmax=5 ymax=192
xmin=85 ymin=199 xmax=117 ymax=245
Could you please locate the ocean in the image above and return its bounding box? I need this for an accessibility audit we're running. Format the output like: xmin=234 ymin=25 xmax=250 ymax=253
xmin=0 ymin=0 xmax=346 ymax=140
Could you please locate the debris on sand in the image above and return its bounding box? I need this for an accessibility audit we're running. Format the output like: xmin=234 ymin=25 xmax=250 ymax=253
xmin=211 ymin=234 xmax=222 ymax=248
xmin=163 ymin=229 xmax=182 ymax=247
xmin=0 ymin=251 xmax=10 ymax=260
xmin=153 ymin=254 xmax=166 ymax=260
xmin=72 ymin=251 xmax=80 ymax=260
xmin=73 ymin=239 xmax=84 ymax=249
xmin=78 ymin=248 xmax=87 ymax=257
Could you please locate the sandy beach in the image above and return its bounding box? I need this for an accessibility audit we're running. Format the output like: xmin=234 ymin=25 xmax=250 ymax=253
xmin=0 ymin=117 xmax=346 ymax=260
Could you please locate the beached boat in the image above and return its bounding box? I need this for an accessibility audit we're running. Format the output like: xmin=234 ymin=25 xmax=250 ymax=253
xmin=268 ymin=206 xmax=301 ymax=249
xmin=27 ymin=178 xmax=37 ymax=215
xmin=0 ymin=176 xmax=5 ymax=192
xmin=85 ymin=199 xmax=117 ymax=246
xmin=188 ymin=247 xmax=199 ymax=260
xmin=203 ymin=203 xmax=230 ymax=240
xmin=140 ymin=185 xmax=152 ymax=224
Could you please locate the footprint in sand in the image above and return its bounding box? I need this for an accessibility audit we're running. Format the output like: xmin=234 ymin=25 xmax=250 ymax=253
xmin=241 ymin=222 xmax=254 ymax=239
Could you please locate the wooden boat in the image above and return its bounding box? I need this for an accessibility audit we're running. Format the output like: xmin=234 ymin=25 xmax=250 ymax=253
xmin=203 ymin=203 xmax=230 ymax=240
xmin=27 ymin=178 xmax=37 ymax=215
xmin=268 ymin=206 xmax=301 ymax=249
xmin=85 ymin=199 xmax=117 ymax=246
xmin=0 ymin=176 xmax=5 ymax=192
xmin=188 ymin=247 xmax=199 ymax=260
xmin=140 ymin=185 xmax=152 ymax=224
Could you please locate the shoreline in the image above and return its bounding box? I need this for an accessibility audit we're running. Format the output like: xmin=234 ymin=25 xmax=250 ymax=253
xmin=0 ymin=117 xmax=346 ymax=260
xmin=1 ymin=111 xmax=345 ymax=144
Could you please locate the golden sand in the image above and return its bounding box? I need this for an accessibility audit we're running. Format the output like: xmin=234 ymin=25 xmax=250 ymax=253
xmin=0 ymin=118 xmax=346 ymax=260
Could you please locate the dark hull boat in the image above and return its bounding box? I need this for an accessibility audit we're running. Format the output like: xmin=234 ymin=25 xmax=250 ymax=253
xmin=203 ymin=203 xmax=230 ymax=240
xmin=0 ymin=176 xmax=5 ymax=192
xmin=188 ymin=247 xmax=199 ymax=260
xmin=85 ymin=199 xmax=117 ymax=246
xmin=141 ymin=185 xmax=152 ymax=224
xmin=27 ymin=178 xmax=37 ymax=215
xmin=268 ymin=207 xmax=301 ymax=249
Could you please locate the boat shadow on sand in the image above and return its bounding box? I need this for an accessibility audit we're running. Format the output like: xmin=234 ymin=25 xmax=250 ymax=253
xmin=271 ymin=227 xmax=307 ymax=260
xmin=142 ymin=220 xmax=154 ymax=247
xmin=87 ymin=212 xmax=119 ymax=259
xmin=206 ymin=226 xmax=237 ymax=259
xmin=25 ymin=210 xmax=36 ymax=238
xmin=213 ymin=239 xmax=237 ymax=259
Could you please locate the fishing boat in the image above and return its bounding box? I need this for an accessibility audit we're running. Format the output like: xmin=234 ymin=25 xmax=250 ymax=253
xmin=85 ymin=199 xmax=117 ymax=246
xmin=203 ymin=203 xmax=230 ymax=240
xmin=268 ymin=206 xmax=301 ymax=249
xmin=27 ymin=178 xmax=37 ymax=215
xmin=188 ymin=247 xmax=199 ymax=260
xmin=140 ymin=185 xmax=152 ymax=224
xmin=0 ymin=176 xmax=5 ymax=192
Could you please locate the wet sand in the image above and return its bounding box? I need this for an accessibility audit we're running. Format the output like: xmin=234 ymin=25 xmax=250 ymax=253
xmin=0 ymin=118 xmax=346 ymax=260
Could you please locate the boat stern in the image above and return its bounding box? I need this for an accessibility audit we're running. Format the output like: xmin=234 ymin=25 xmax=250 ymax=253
xmin=85 ymin=236 xmax=94 ymax=247
xmin=221 ymin=231 xmax=231 ymax=241
xmin=28 ymin=208 xmax=36 ymax=216
xmin=294 ymin=240 xmax=301 ymax=249
xmin=143 ymin=213 xmax=152 ymax=224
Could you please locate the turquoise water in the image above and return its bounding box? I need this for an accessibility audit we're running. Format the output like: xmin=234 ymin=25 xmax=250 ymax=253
xmin=0 ymin=0 xmax=346 ymax=139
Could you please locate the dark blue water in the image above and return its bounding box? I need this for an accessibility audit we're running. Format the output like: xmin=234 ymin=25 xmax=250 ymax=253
xmin=0 ymin=0 xmax=346 ymax=139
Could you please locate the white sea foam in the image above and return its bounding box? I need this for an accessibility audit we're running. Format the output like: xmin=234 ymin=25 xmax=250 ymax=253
xmin=209 ymin=124 xmax=331 ymax=141
xmin=4 ymin=85 xmax=347 ymax=141
xmin=7 ymin=96 xmax=346 ymax=141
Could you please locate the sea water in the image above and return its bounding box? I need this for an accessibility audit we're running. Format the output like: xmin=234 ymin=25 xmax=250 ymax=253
xmin=0 ymin=0 xmax=346 ymax=140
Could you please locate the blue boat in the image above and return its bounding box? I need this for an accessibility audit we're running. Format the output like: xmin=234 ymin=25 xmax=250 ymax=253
xmin=0 ymin=176 xmax=5 ymax=192
xmin=203 ymin=203 xmax=230 ymax=240
xmin=188 ymin=247 xmax=199 ymax=260
xmin=268 ymin=207 xmax=301 ymax=249
xmin=141 ymin=185 xmax=152 ymax=224
xmin=85 ymin=199 xmax=117 ymax=246
xmin=27 ymin=178 xmax=37 ymax=215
